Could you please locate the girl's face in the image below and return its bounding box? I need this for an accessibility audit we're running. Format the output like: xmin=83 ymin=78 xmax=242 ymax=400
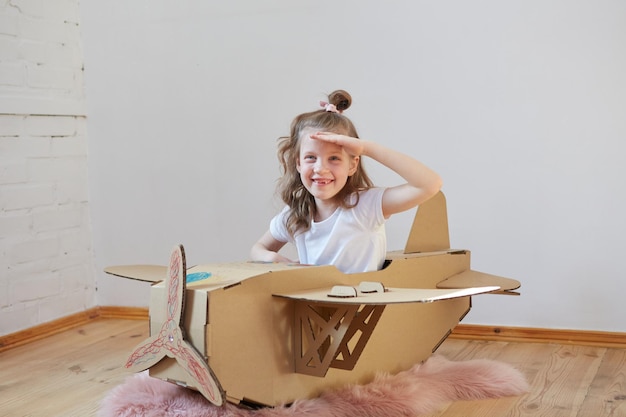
xmin=296 ymin=128 xmax=358 ymax=207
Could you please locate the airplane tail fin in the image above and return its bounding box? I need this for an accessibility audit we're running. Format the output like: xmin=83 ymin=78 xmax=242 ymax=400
xmin=404 ymin=191 xmax=450 ymax=254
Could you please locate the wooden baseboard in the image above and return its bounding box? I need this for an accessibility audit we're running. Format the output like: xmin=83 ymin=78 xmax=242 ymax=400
xmin=0 ymin=307 xmax=100 ymax=353
xmin=97 ymin=306 xmax=150 ymax=320
xmin=2 ymin=306 xmax=626 ymax=353
xmin=451 ymin=324 xmax=626 ymax=349
xmin=0 ymin=306 xmax=149 ymax=353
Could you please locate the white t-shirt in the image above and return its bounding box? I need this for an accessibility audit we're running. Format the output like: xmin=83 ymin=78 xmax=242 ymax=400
xmin=270 ymin=188 xmax=387 ymax=273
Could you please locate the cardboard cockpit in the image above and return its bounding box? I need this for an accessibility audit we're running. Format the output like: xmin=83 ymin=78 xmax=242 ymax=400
xmin=105 ymin=192 xmax=520 ymax=407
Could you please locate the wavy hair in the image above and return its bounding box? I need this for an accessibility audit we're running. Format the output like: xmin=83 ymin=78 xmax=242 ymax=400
xmin=276 ymin=90 xmax=373 ymax=237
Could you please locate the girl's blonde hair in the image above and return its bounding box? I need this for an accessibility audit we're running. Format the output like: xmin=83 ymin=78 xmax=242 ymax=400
xmin=276 ymin=90 xmax=373 ymax=236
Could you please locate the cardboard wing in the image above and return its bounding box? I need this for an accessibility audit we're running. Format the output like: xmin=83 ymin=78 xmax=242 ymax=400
xmin=274 ymin=284 xmax=500 ymax=378
xmin=104 ymin=264 xmax=166 ymax=283
xmin=274 ymin=285 xmax=501 ymax=304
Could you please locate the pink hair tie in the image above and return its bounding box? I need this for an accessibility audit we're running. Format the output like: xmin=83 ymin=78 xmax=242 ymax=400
xmin=320 ymin=101 xmax=341 ymax=114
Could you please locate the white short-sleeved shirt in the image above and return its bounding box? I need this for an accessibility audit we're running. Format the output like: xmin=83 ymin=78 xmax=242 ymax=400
xmin=270 ymin=187 xmax=387 ymax=273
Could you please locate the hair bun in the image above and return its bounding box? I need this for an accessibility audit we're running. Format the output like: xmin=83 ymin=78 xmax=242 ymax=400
xmin=328 ymin=90 xmax=352 ymax=112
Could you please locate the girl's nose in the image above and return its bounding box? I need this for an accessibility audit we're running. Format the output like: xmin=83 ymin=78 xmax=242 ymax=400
xmin=314 ymin=160 xmax=327 ymax=173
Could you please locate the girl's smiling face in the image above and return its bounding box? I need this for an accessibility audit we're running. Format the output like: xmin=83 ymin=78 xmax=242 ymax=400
xmin=296 ymin=128 xmax=359 ymax=210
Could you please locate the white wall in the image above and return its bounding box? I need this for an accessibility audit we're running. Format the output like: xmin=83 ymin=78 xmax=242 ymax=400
xmin=80 ymin=1 xmax=626 ymax=332
xmin=0 ymin=0 xmax=96 ymax=335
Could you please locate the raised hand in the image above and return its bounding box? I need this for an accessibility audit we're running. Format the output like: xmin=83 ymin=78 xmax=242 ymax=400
xmin=309 ymin=132 xmax=365 ymax=157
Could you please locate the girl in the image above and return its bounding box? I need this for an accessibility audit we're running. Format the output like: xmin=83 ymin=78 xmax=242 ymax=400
xmin=250 ymin=90 xmax=442 ymax=273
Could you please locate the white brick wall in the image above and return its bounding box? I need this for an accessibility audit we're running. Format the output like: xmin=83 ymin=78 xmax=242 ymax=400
xmin=0 ymin=0 xmax=85 ymax=115
xmin=0 ymin=0 xmax=96 ymax=336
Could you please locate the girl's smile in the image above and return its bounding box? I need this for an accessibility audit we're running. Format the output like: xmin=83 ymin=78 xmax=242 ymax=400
xmin=312 ymin=178 xmax=333 ymax=185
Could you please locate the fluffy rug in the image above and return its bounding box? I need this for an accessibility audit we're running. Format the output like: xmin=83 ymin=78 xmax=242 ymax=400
xmin=99 ymin=355 xmax=528 ymax=417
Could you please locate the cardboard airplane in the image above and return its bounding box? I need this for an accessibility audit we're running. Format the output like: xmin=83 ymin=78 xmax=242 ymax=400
xmin=105 ymin=192 xmax=520 ymax=407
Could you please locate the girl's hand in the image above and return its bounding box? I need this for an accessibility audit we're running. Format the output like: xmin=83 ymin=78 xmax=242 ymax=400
xmin=310 ymin=132 xmax=366 ymax=157
xmin=250 ymin=230 xmax=294 ymax=263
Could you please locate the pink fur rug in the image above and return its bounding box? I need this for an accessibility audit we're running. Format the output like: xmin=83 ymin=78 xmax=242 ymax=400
xmin=99 ymin=355 xmax=528 ymax=417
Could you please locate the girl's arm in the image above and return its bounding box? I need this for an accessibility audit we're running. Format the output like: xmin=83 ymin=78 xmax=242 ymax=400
xmin=250 ymin=230 xmax=294 ymax=263
xmin=310 ymin=132 xmax=442 ymax=218
xmin=361 ymin=139 xmax=442 ymax=217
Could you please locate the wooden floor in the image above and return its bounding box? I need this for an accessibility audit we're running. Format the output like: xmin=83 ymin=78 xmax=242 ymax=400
xmin=1 ymin=319 xmax=625 ymax=417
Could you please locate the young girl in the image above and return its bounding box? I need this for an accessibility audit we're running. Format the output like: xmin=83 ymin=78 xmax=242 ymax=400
xmin=250 ymin=90 xmax=442 ymax=273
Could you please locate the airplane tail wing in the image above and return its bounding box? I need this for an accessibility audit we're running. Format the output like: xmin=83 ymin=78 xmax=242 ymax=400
xmin=404 ymin=191 xmax=450 ymax=254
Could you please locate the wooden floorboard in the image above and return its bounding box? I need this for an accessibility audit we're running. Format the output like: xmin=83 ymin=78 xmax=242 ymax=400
xmin=1 ymin=319 xmax=626 ymax=417
xmin=0 ymin=318 xmax=148 ymax=417
xmin=431 ymin=340 xmax=626 ymax=416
